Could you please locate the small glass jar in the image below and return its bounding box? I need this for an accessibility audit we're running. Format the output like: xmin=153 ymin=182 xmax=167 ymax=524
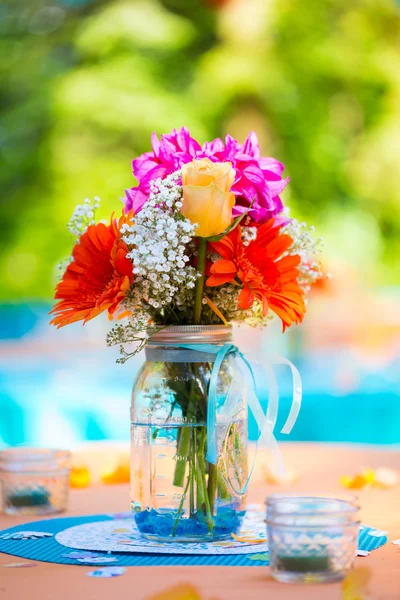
xmin=266 ymin=494 xmax=360 ymax=584
xmin=0 ymin=448 xmax=71 ymax=515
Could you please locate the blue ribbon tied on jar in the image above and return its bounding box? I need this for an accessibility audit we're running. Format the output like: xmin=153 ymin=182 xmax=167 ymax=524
xmin=175 ymin=342 xmax=302 ymax=494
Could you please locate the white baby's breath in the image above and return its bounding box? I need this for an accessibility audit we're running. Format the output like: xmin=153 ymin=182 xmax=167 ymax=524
xmin=108 ymin=170 xmax=201 ymax=359
xmin=282 ymin=218 xmax=323 ymax=293
xmin=241 ymin=226 xmax=257 ymax=246
xmin=55 ymin=256 xmax=72 ymax=280
xmin=67 ymin=197 xmax=100 ymax=240
xmin=122 ymin=171 xmax=199 ymax=313
xmin=56 ymin=197 xmax=100 ymax=279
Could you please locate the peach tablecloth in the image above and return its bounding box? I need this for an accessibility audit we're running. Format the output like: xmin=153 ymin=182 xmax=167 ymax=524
xmin=1 ymin=443 xmax=400 ymax=600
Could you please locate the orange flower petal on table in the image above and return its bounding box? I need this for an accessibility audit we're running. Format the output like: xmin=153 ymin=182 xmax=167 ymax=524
xmin=340 ymin=474 xmax=368 ymax=490
xmin=101 ymin=464 xmax=130 ymax=485
xmin=207 ymin=219 xmax=305 ymax=331
xmin=342 ymin=567 xmax=372 ymax=600
xmin=50 ymin=211 xmax=134 ymax=328
xmin=340 ymin=468 xmax=376 ymax=490
xmin=148 ymin=584 xmax=204 ymax=600
xmin=341 ymin=467 xmax=399 ymax=490
xmin=231 ymin=533 xmax=265 ymax=544
xmin=70 ymin=466 xmax=90 ymax=489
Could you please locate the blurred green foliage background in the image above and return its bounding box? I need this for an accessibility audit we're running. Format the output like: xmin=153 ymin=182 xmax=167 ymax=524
xmin=1 ymin=0 xmax=399 ymax=300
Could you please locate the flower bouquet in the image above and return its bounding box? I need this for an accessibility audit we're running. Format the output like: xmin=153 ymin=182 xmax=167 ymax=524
xmin=51 ymin=128 xmax=322 ymax=542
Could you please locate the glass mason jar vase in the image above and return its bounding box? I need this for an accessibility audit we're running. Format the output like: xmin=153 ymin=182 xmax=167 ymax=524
xmin=130 ymin=325 xmax=248 ymax=542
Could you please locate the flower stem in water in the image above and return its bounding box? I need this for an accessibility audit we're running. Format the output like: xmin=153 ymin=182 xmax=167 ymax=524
xmin=172 ymin=474 xmax=191 ymax=537
xmin=172 ymin=385 xmax=197 ymax=487
xmin=189 ymin=432 xmax=195 ymax=515
xmin=173 ymin=427 xmax=190 ymax=487
xmin=198 ymin=429 xmax=214 ymax=532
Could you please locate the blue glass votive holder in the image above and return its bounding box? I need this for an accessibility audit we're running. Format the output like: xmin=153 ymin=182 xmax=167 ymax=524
xmin=0 ymin=448 xmax=71 ymax=515
xmin=266 ymin=494 xmax=360 ymax=584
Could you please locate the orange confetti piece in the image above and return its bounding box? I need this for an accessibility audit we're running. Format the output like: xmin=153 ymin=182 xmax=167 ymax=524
xmin=101 ymin=464 xmax=130 ymax=485
xmin=340 ymin=474 xmax=369 ymax=490
xmin=362 ymin=469 xmax=376 ymax=485
xmin=340 ymin=467 xmax=398 ymax=491
xmin=69 ymin=466 xmax=90 ymax=489
xmin=342 ymin=567 xmax=372 ymax=599
xmin=231 ymin=533 xmax=265 ymax=544
xmin=148 ymin=583 xmax=203 ymax=600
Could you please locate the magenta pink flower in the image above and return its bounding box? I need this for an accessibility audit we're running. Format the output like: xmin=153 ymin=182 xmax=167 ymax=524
xmin=125 ymin=127 xmax=289 ymax=222
xmin=125 ymin=128 xmax=200 ymax=213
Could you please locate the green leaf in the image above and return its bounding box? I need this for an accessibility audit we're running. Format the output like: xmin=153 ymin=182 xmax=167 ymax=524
xmin=206 ymin=199 xmax=255 ymax=242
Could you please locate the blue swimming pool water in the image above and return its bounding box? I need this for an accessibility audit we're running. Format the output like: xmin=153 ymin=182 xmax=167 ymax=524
xmin=1 ymin=304 xmax=400 ymax=448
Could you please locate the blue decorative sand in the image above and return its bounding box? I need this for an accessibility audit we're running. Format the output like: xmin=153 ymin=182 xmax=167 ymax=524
xmin=135 ymin=506 xmax=245 ymax=541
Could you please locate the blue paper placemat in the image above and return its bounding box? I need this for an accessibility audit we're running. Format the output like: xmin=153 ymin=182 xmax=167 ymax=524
xmin=0 ymin=514 xmax=387 ymax=567
xmin=0 ymin=515 xmax=269 ymax=567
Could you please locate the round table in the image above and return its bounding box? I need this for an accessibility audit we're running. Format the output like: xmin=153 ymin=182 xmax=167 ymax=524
xmin=1 ymin=443 xmax=400 ymax=600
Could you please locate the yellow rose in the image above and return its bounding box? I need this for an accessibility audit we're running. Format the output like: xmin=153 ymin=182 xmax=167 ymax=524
xmin=181 ymin=158 xmax=236 ymax=238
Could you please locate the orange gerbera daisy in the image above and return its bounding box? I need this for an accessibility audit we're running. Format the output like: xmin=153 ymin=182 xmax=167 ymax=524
xmin=50 ymin=212 xmax=134 ymax=328
xmin=206 ymin=219 xmax=306 ymax=331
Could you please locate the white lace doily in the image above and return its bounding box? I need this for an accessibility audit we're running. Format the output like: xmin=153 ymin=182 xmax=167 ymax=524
xmin=55 ymin=508 xmax=268 ymax=556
